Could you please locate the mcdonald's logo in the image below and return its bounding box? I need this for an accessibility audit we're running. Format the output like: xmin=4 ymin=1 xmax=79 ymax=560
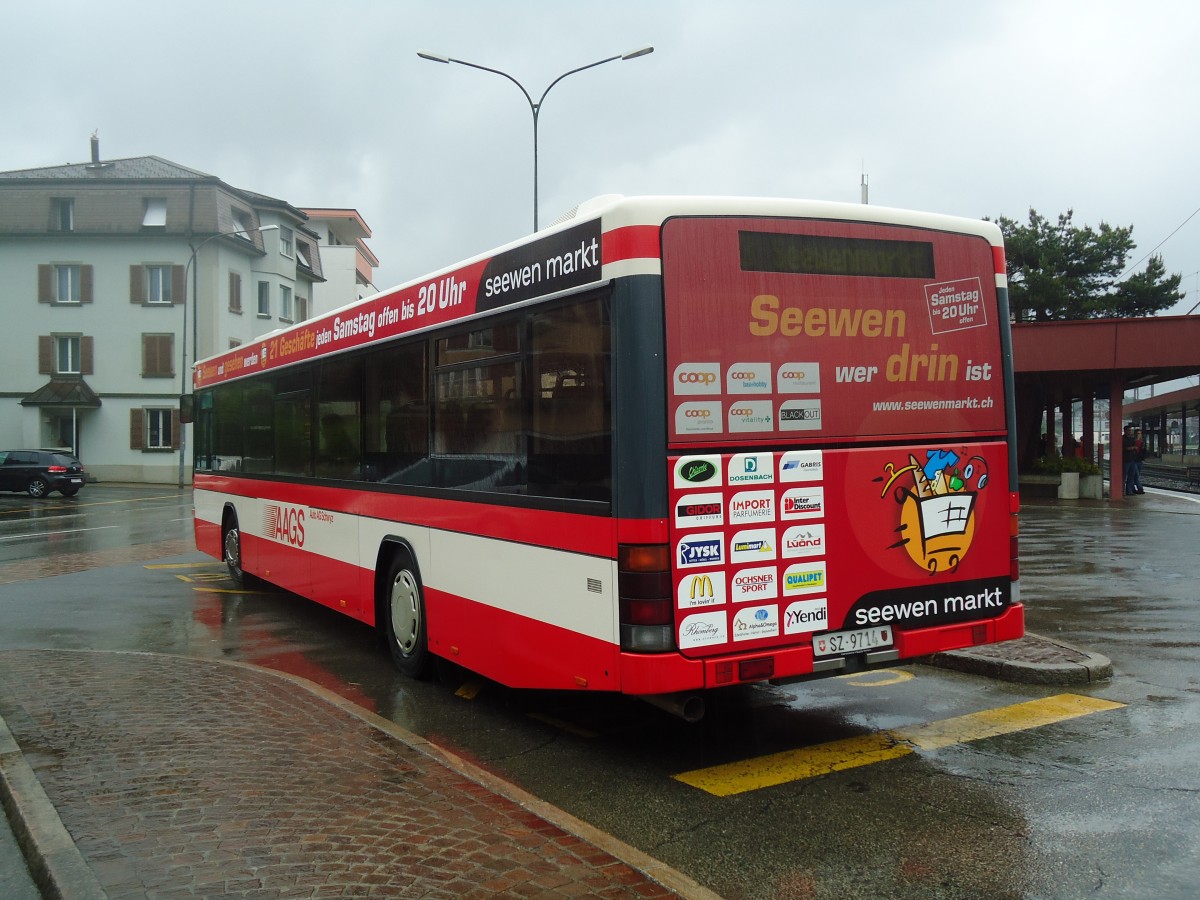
xmin=690 ymin=575 xmax=714 ymax=600
xmin=677 ymin=570 xmax=726 ymax=608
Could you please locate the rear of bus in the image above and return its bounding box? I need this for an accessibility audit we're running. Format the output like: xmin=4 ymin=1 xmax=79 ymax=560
xmin=631 ymin=206 xmax=1022 ymax=693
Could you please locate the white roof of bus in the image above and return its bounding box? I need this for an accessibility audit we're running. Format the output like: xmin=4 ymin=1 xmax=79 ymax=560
xmin=212 ymin=194 xmax=1003 ymax=365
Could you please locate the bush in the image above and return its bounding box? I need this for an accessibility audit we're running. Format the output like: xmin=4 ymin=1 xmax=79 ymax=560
xmin=1028 ymin=452 xmax=1101 ymax=476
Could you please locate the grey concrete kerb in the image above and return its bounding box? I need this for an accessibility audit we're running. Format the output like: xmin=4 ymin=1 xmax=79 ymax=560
xmin=928 ymin=631 xmax=1114 ymax=685
xmin=0 ymin=711 xmax=107 ymax=899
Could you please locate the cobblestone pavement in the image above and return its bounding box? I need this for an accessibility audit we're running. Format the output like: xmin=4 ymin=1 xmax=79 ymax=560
xmin=0 ymin=538 xmax=196 ymax=585
xmin=0 ymin=650 xmax=700 ymax=899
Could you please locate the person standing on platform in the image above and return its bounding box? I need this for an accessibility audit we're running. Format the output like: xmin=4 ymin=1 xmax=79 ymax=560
xmin=1122 ymin=425 xmax=1138 ymax=495
xmin=1132 ymin=428 xmax=1147 ymax=494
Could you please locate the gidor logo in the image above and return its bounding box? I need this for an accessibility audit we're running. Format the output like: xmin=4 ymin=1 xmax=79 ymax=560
xmin=264 ymin=503 xmax=305 ymax=548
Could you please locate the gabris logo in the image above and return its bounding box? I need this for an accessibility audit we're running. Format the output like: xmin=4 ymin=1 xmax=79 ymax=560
xmin=264 ymin=503 xmax=305 ymax=548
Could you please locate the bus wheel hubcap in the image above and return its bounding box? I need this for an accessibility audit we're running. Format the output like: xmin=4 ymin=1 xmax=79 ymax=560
xmin=390 ymin=570 xmax=420 ymax=655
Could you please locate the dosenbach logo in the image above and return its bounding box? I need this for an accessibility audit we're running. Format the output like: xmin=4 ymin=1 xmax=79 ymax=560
xmin=264 ymin=503 xmax=305 ymax=548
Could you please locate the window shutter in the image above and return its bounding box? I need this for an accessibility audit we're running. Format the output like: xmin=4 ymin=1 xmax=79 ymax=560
xmin=172 ymin=265 xmax=186 ymax=305
xmin=38 ymin=336 xmax=53 ymax=374
xmin=130 ymin=409 xmax=145 ymax=450
xmin=81 ymin=336 xmax=94 ymax=375
xmin=229 ymin=271 xmax=242 ymax=311
xmin=172 ymin=409 xmax=181 ymax=450
xmin=130 ymin=265 xmax=145 ymax=304
xmin=38 ymin=265 xmax=52 ymax=303
xmin=81 ymin=265 xmax=94 ymax=303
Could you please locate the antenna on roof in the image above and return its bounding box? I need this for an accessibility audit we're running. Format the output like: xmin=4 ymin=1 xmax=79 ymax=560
xmin=860 ymin=161 xmax=869 ymax=205
xmin=86 ymin=130 xmax=112 ymax=171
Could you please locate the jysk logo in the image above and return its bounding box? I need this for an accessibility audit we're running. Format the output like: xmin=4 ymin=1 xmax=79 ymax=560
xmin=674 ymin=455 xmax=721 ymax=488
xmin=673 ymin=363 xmax=721 ymax=395
xmin=675 ymin=492 xmax=724 ymax=528
xmin=264 ymin=503 xmax=305 ymax=548
xmin=677 ymin=571 xmax=727 ymax=609
xmin=678 ymin=533 xmax=724 ymax=568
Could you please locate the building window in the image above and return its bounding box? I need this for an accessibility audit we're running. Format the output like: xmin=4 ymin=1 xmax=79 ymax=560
xmin=229 ymin=272 xmax=242 ymax=313
xmin=146 ymin=266 xmax=173 ymax=304
xmin=146 ymin=409 xmax=173 ymax=449
xmin=141 ymin=333 xmax=174 ymax=378
xmin=142 ymin=198 xmax=167 ymax=228
xmin=55 ymin=265 xmax=82 ymax=303
xmin=53 ymin=199 xmax=74 ymax=232
xmin=296 ymin=295 xmax=309 ymax=323
xmin=56 ymin=336 xmax=82 ymax=374
xmin=279 ymin=226 xmax=294 ymax=258
xmin=257 ymin=281 xmax=271 ymax=317
xmin=280 ymin=285 xmax=293 ymax=322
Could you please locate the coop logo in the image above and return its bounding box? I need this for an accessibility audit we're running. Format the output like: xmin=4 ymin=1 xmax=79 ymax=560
xmin=673 ymin=363 xmax=721 ymax=395
xmin=731 ymin=566 xmax=778 ymax=601
xmin=777 ymin=363 xmax=821 ymax=393
xmin=263 ymin=503 xmax=305 ymax=548
xmin=728 ymin=400 xmax=773 ymax=433
xmin=779 ymin=450 xmax=823 ymax=483
xmin=729 ymin=490 xmax=776 ymax=524
xmin=781 ymin=487 xmax=825 ymax=520
xmin=677 ymin=572 xmax=727 ymax=609
xmin=678 ymin=533 xmax=724 ymax=568
xmin=783 ymin=562 xmax=827 ymax=596
xmin=726 ymin=362 xmax=771 ymax=394
xmin=675 ymin=402 xmax=721 ymax=435
xmin=728 ymin=452 xmax=774 ymax=485
xmin=675 ymin=492 xmax=724 ymax=528
xmin=782 ymin=524 xmax=825 ymax=558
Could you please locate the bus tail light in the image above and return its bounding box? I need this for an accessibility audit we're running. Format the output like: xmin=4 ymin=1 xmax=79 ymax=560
xmin=1010 ymin=490 xmax=1020 ymax=582
xmin=618 ymin=544 xmax=675 ymax=653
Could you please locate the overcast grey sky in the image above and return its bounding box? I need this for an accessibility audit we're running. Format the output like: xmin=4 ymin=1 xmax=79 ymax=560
xmin=5 ymin=0 xmax=1198 ymax=312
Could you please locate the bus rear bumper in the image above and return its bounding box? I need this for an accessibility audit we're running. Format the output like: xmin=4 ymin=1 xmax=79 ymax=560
xmin=618 ymin=603 xmax=1025 ymax=695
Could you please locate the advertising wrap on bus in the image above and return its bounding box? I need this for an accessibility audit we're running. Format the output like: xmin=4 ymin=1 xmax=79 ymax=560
xmin=668 ymin=444 xmax=1010 ymax=658
xmin=662 ymin=217 xmax=1006 ymax=443
xmin=662 ymin=216 xmax=1012 ymax=660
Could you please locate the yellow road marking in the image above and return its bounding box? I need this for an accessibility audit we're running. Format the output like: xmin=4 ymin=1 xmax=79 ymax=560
xmin=146 ymin=562 xmax=225 ymax=570
xmin=674 ymin=693 xmax=1125 ymax=796
xmin=842 ymin=669 xmax=915 ymax=687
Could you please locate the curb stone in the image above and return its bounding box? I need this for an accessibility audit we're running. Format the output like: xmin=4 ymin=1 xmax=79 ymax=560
xmin=928 ymin=631 xmax=1114 ymax=685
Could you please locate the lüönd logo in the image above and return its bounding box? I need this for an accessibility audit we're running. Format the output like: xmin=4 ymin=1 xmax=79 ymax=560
xmin=264 ymin=503 xmax=305 ymax=548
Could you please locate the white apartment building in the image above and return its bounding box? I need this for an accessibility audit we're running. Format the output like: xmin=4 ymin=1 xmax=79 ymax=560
xmin=0 ymin=140 xmax=373 ymax=484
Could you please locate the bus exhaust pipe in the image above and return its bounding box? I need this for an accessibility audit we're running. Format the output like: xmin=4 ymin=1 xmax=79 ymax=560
xmin=641 ymin=691 xmax=706 ymax=723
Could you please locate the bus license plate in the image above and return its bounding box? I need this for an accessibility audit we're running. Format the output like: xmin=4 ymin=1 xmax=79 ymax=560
xmin=812 ymin=626 xmax=893 ymax=657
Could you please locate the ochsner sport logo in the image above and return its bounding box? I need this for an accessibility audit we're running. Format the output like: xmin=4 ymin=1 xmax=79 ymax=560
xmin=673 ymin=362 xmax=720 ymax=395
xmin=264 ymin=503 xmax=305 ymax=548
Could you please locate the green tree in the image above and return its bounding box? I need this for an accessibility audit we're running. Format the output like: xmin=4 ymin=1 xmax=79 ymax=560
xmin=995 ymin=208 xmax=1183 ymax=321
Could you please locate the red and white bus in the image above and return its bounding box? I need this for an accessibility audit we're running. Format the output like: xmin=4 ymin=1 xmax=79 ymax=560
xmin=191 ymin=195 xmax=1022 ymax=719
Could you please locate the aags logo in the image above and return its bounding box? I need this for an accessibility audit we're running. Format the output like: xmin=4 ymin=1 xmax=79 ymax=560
xmin=264 ymin=503 xmax=305 ymax=548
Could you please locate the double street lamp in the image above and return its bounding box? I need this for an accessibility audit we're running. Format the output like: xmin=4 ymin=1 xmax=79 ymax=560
xmin=178 ymin=224 xmax=278 ymax=487
xmin=417 ymin=46 xmax=654 ymax=232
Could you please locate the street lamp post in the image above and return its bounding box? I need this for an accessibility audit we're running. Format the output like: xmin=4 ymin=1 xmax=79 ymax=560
xmin=418 ymin=46 xmax=653 ymax=232
xmin=177 ymin=224 xmax=278 ymax=487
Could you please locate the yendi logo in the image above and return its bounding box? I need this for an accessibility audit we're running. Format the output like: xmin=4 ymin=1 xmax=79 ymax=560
xmin=264 ymin=503 xmax=305 ymax=548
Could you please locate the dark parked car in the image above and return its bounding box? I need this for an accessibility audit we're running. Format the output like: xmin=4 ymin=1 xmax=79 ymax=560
xmin=0 ymin=449 xmax=86 ymax=497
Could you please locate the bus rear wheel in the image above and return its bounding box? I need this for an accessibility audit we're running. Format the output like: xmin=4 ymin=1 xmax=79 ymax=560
xmin=383 ymin=553 xmax=430 ymax=679
xmin=223 ymin=519 xmax=247 ymax=584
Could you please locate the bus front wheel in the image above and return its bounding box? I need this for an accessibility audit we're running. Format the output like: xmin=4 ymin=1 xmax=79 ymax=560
xmin=383 ymin=553 xmax=430 ymax=679
xmin=223 ymin=519 xmax=247 ymax=584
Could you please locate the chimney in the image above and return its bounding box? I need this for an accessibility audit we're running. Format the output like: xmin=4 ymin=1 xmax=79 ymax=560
xmin=90 ymin=132 xmax=100 ymax=164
